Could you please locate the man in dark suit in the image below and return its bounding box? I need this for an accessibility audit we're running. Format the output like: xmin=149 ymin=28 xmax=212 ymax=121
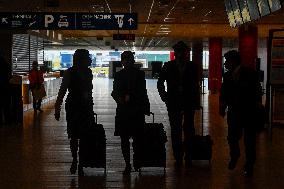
xmin=112 ymin=51 xmax=150 ymax=174
xmin=157 ymin=41 xmax=200 ymax=167
xmin=219 ymin=50 xmax=262 ymax=177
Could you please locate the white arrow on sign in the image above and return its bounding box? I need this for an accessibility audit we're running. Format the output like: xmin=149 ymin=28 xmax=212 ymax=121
xmin=128 ymin=18 xmax=134 ymax=25
xmin=2 ymin=18 xmax=8 ymax=24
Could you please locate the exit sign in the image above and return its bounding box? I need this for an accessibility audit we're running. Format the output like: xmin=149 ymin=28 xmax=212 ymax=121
xmin=113 ymin=34 xmax=135 ymax=41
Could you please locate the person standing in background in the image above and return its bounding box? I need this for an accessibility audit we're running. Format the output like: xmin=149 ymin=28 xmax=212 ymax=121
xmin=28 ymin=61 xmax=44 ymax=113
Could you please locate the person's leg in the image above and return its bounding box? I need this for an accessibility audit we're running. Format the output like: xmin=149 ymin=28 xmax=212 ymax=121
xmin=227 ymin=111 xmax=242 ymax=170
xmin=37 ymin=98 xmax=43 ymax=112
xmin=70 ymin=138 xmax=79 ymax=174
xmin=243 ymin=124 xmax=256 ymax=176
xmin=121 ymin=136 xmax=132 ymax=174
xmin=32 ymin=96 xmax=37 ymax=111
xmin=168 ymin=109 xmax=183 ymax=165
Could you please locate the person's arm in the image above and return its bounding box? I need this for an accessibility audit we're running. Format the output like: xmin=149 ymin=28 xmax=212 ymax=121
xmin=111 ymin=72 xmax=125 ymax=104
xmin=254 ymin=71 xmax=263 ymax=104
xmin=192 ymin=63 xmax=201 ymax=109
xmin=157 ymin=62 xmax=168 ymax=102
xmin=54 ymin=70 xmax=70 ymax=120
xmin=139 ymin=71 xmax=150 ymax=115
xmin=39 ymin=71 xmax=44 ymax=84
xmin=28 ymin=70 xmax=35 ymax=87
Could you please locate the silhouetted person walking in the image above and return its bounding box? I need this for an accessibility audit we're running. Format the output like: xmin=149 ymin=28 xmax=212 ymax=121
xmin=157 ymin=41 xmax=200 ymax=167
xmin=0 ymin=54 xmax=11 ymax=125
xmin=219 ymin=50 xmax=262 ymax=177
xmin=54 ymin=49 xmax=94 ymax=176
xmin=29 ymin=61 xmax=44 ymax=112
xmin=112 ymin=51 xmax=150 ymax=174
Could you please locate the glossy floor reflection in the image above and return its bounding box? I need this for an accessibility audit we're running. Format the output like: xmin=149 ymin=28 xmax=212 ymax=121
xmin=1 ymin=78 xmax=284 ymax=189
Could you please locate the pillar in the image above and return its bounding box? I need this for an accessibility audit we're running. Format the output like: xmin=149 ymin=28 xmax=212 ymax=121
xmin=192 ymin=41 xmax=203 ymax=82
xmin=192 ymin=41 xmax=203 ymax=104
xmin=0 ymin=31 xmax=23 ymax=125
xmin=170 ymin=51 xmax=175 ymax=61
xmin=239 ymin=25 xmax=258 ymax=69
xmin=0 ymin=32 xmax=13 ymax=69
xmin=208 ymin=38 xmax=222 ymax=93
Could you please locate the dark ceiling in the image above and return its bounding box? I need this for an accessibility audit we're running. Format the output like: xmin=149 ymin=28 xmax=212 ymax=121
xmin=1 ymin=0 xmax=284 ymax=50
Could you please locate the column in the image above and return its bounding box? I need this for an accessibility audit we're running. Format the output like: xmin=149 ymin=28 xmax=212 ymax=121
xmin=0 ymin=32 xmax=13 ymax=68
xmin=0 ymin=32 xmax=23 ymax=125
xmin=192 ymin=41 xmax=203 ymax=105
xmin=208 ymin=38 xmax=222 ymax=93
xmin=239 ymin=24 xmax=258 ymax=69
xmin=170 ymin=51 xmax=175 ymax=61
xmin=192 ymin=41 xmax=203 ymax=82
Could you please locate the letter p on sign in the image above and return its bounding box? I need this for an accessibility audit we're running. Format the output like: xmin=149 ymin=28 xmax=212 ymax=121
xmin=45 ymin=15 xmax=54 ymax=27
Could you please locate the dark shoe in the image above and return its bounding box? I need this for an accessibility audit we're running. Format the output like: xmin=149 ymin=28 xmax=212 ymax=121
xmin=228 ymin=158 xmax=238 ymax=170
xmin=78 ymin=164 xmax=84 ymax=176
xmin=123 ymin=164 xmax=132 ymax=175
xmin=70 ymin=161 xmax=77 ymax=174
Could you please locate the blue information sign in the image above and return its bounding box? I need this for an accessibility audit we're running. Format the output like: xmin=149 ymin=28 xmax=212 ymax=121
xmin=0 ymin=12 xmax=137 ymax=30
xmin=76 ymin=13 xmax=137 ymax=30
xmin=41 ymin=13 xmax=76 ymax=30
xmin=0 ymin=13 xmax=40 ymax=29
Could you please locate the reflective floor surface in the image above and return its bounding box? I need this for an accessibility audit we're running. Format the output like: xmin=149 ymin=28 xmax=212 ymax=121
xmin=1 ymin=78 xmax=284 ymax=189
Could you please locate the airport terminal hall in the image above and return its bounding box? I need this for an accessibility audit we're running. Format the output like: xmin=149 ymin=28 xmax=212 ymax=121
xmin=1 ymin=0 xmax=284 ymax=188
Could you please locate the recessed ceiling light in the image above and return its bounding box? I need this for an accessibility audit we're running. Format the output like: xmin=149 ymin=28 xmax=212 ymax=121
xmin=157 ymin=30 xmax=171 ymax=33
xmin=189 ymin=6 xmax=195 ymax=11
xmin=160 ymin=27 xmax=170 ymax=30
xmin=164 ymin=18 xmax=175 ymax=22
xmin=156 ymin=32 xmax=169 ymax=35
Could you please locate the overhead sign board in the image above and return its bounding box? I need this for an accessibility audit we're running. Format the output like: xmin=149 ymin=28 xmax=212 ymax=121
xmin=224 ymin=0 xmax=282 ymax=28
xmin=0 ymin=12 xmax=137 ymax=30
xmin=113 ymin=34 xmax=135 ymax=41
xmin=42 ymin=13 xmax=76 ymax=30
xmin=76 ymin=13 xmax=137 ymax=30
xmin=0 ymin=13 xmax=40 ymax=29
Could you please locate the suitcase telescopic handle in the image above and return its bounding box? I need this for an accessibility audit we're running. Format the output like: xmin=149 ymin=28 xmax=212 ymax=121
xmin=94 ymin=112 xmax=97 ymax=124
xmin=200 ymin=106 xmax=204 ymax=136
xmin=149 ymin=112 xmax=154 ymax=123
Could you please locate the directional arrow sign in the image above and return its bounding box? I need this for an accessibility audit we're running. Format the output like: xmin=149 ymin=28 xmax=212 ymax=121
xmin=76 ymin=13 xmax=137 ymax=30
xmin=128 ymin=18 xmax=134 ymax=25
xmin=0 ymin=12 xmax=138 ymax=30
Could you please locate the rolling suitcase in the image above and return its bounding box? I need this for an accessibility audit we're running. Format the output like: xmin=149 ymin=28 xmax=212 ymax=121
xmin=187 ymin=106 xmax=213 ymax=163
xmin=133 ymin=112 xmax=167 ymax=172
xmin=79 ymin=113 xmax=106 ymax=174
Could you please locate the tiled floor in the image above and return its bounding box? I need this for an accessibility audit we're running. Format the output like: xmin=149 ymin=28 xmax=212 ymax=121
xmin=1 ymin=78 xmax=284 ymax=189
